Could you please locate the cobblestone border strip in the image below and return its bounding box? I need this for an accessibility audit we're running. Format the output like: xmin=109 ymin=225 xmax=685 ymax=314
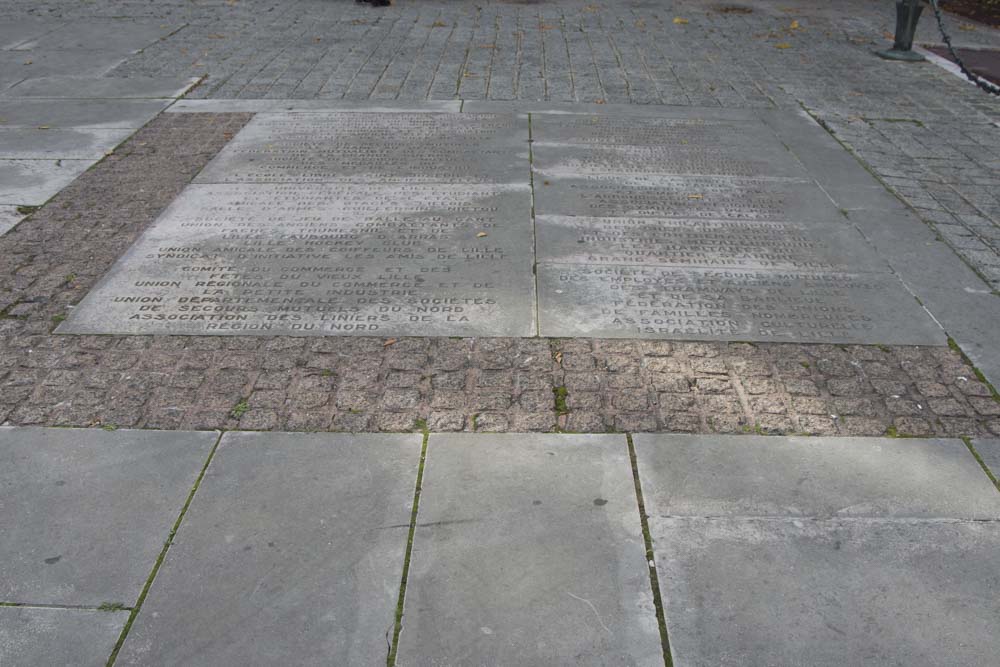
xmin=0 ymin=112 xmax=997 ymax=437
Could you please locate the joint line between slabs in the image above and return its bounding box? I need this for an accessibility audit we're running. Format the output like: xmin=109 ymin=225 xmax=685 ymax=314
xmin=105 ymin=431 xmax=225 ymax=667
xmin=528 ymin=112 xmax=540 ymax=337
xmin=962 ymin=437 xmax=1000 ymax=493
xmin=387 ymin=430 xmax=429 ymax=666
xmin=626 ymin=433 xmax=674 ymax=667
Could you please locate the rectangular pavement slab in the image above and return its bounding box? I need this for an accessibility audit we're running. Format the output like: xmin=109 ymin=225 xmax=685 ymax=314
xmin=5 ymin=75 xmax=199 ymax=99
xmin=0 ymin=50 xmax=127 ymax=79
xmin=57 ymin=182 xmax=537 ymax=337
xmin=115 ymin=432 xmax=421 ymax=666
xmin=0 ymin=158 xmax=93 ymax=205
xmin=971 ymin=438 xmax=1000 ymax=484
xmin=0 ymin=127 xmax=134 ymax=159
xmin=396 ymin=433 xmax=662 ymax=666
xmin=0 ymin=98 xmax=169 ymax=129
xmin=0 ymin=606 xmax=127 ymax=667
xmin=652 ymin=518 xmax=1000 ymax=667
xmin=165 ymin=99 xmax=463 ymax=114
xmin=0 ymin=427 xmax=218 ymax=606
xmin=633 ymin=434 xmax=1000 ymax=520
xmin=8 ymin=20 xmax=177 ymax=53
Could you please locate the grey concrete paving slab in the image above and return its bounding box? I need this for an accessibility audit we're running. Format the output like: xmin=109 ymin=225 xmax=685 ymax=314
xmin=0 ymin=21 xmax=64 ymax=50
xmin=0 ymin=50 xmax=125 ymax=78
xmin=397 ymin=433 xmax=662 ymax=667
xmin=194 ymin=112 xmax=529 ymax=185
xmin=972 ymin=438 xmax=1000 ymax=483
xmin=0 ymin=606 xmax=126 ymax=667
xmin=532 ymin=174 xmax=839 ymax=222
xmin=0 ymin=427 xmax=217 ymax=606
xmin=530 ymin=113 xmax=768 ymax=146
xmin=0 ymin=98 xmax=168 ymax=129
xmin=57 ymin=182 xmax=536 ymax=337
xmin=652 ymin=517 xmax=1000 ymax=667
xmin=464 ymin=101 xmax=757 ymax=120
xmin=0 ymin=127 xmax=134 ymax=159
xmin=0 ymin=205 xmax=23 ymax=236
xmin=0 ymin=159 xmax=92 ymax=205
xmin=4 ymin=75 xmax=199 ymax=99
xmin=634 ymin=435 xmax=1000 ymax=519
xmin=536 ymin=263 xmax=944 ymax=345
xmin=535 ymin=214 xmax=890 ymax=273
xmin=166 ymin=99 xmax=462 ymax=113
xmin=532 ymin=142 xmax=808 ymax=180
xmin=9 ymin=20 xmax=176 ymax=53
xmin=115 ymin=432 xmax=421 ymax=667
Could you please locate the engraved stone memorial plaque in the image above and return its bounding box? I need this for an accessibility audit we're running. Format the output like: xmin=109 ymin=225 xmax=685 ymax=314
xmin=60 ymin=103 xmax=945 ymax=344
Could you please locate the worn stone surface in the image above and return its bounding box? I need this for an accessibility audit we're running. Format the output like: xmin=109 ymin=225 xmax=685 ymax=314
xmin=638 ymin=434 xmax=1000 ymax=666
xmin=0 ymin=98 xmax=169 ymax=128
xmin=116 ymin=432 xmax=421 ymax=666
xmin=634 ymin=434 xmax=1000 ymax=519
xmin=653 ymin=518 xmax=1000 ymax=667
xmin=0 ymin=127 xmax=134 ymax=159
xmin=0 ymin=426 xmax=217 ymax=606
xmin=397 ymin=433 xmax=661 ymax=666
xmin=4 ymin=75 xmax=198 ymax=99
xmin=0 ymin=606 xmax=127 ymax=667
xmin=0 ymin=205 xmax=22 ymax=235
xmin=972 ymin=438 xmax=1000 ymax=482
xmin=0 ymin=158 xmax=92 ymax=205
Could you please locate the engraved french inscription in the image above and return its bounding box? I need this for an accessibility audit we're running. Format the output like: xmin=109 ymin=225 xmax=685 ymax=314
xmin=58 ymin=184 xmax=535 ymax=337
xmin=196 ymin=112 xmax=529 ymax=185
xmin=536 ymin=264 xmax=944 ymax=344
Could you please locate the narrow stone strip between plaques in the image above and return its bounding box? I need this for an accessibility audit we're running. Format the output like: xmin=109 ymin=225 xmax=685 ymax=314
xmin=105 ymin=431 xmax=224 ymax=667
xmin=387 ymin=430 xmax=429 ymax=666
xmin=963 ymin=437 xmax=1000 ymax=492
xmin=0 ymin=601 xmax=132 ymax=613
xmin=626 ymin=433 xmax=674 ymax=667
xmin=528 ymin=112 xmax=540 ymax=336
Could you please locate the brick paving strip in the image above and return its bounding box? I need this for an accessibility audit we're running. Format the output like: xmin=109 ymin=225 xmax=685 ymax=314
xmin=1 ymin=110 xmax=998 ymax=437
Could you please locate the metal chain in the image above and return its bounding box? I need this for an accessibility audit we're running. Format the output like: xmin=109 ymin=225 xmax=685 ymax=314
xmin=926 ymin=0 xmax=1000 ymax=95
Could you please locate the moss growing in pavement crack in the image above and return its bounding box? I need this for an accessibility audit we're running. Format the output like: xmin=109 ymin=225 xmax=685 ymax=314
xmin=413 ymin=417 xmax=427 ymax=433
xmin=230 ymin=399 xmax=249 ymax=419
xmin=98 ymin=602 xmax=128 ymax=612
xmin=553 ymin=386 xmax=569 ymax=415
xmin=947 ymin=338 xmax=1000 ymax=402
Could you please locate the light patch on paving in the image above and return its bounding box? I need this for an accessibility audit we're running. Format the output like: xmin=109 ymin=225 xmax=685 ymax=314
xmin=634 ymin=434 xmax=1000 ymax=666
xmin=972 ymin=438 xmax=1000 ymax=483
xmin=5 ymin=75 xmax=199 ymax=99
xmin=0 ymin=98 xmax=170 ymax=129
xmin=0 ymin=427 xmax=217 ymax=606
xmin=0 ymin=127 xmax=134 ymax=159
xmin=0 ymin=606 xmax=127 ymax=666
xmin=0 ymin=159 xmax=93 ymax=205
xmin=396 ymin=433 xmax=662 ymax=666
xmin=115 ymin=432 xmax=421 ymax=666
xmin=0 ymin=205 xmax=24 ymax=236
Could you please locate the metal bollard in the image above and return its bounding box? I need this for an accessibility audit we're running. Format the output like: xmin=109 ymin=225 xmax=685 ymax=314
xmin=877 ymin=0 xmax=926 ymax=61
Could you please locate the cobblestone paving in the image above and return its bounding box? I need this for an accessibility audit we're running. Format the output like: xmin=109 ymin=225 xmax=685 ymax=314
xmin=0 ymin=113 xmax=997 ymax=437
xmin=7 ymin=0 xmax=998 ymax=286
xmin=2 ymin=0 xmax=999 ymax=435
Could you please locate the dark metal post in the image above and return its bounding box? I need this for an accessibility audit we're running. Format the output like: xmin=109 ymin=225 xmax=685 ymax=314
xmin=877 ymin=0 xmax=926 ymax=61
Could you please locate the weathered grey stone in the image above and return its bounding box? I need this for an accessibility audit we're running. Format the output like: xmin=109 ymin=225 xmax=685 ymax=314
xmin=536 ymin=263 xmax=944 ymax=344
xmin=0 ymin=606 xmax=126 ymax=667
xmin=0 ymin=426 xmax=217 ymax=606
xmin=530 ymin=113 xmax=772 ymax=146
xmin=535 ymin=214 xmax=888 ymax=272
xmin=0 ymin=158 xmax=93 ymax=205
xmin=464 ymin=101 xmax=756 ymax=120
xmin=8 ymin=20 xmax=176 ymax=53
xmin=0 ymin=205 xmax=23 ymax=236
xmin=396 ymin=433 xmax=661 ymax=666
xmin=7 ymin=75 xmax=198 ymax=99
xmin=0 ymin=21 xmax=64 ymax=50
xmin=634 ymin=434 xmax=1000 ymax=519
xmin=0 ymin=128 xmax=134 ymax=159
xmin=58 ymin=182 xmax=536 ymax=337
xmin=972 ymin=438 xmax=1000 ymax=482
xmin=0 ymin=50 xmax=126 ymax=79
xmin=0 ymin=98 xmax=168 ymax=128
xmin=115 ymin=432 xmax=421 ymax=666
xmin=652 ymin=517 xmax=1000 ymax=667
xmin=166 ymin=99 xmax=462 ymax=113
xmin=194 ymin=112 xmax=529 ymax=185
xmin=532 ymin=174 xmax=840 ymax=221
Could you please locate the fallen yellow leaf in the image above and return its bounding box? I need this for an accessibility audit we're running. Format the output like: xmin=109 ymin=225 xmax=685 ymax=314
xmin=476 ymin=232 xmax=488 ymax=238
xmin=790 ymin=20 xmax=800 ymax=29
xmin=687 ymin=194 xmax=704 ymax=200
xmin=775 ymin=42 xmax=792 ymax=49
xmin=959 ymin=24 xmax=975 ymax=31
xmin=673 ymin=17 xmax=689 ymax=25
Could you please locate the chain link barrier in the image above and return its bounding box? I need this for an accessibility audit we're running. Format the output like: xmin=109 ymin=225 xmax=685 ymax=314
xmin=927 ymin=0 xmax=1000 ymax=95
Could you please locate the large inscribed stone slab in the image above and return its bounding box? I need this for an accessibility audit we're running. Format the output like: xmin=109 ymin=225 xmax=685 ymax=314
xmin=58 ymin=183 xmax=535 ymax=337
xmin=195 ymin=112 xmax=529 ymax=184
